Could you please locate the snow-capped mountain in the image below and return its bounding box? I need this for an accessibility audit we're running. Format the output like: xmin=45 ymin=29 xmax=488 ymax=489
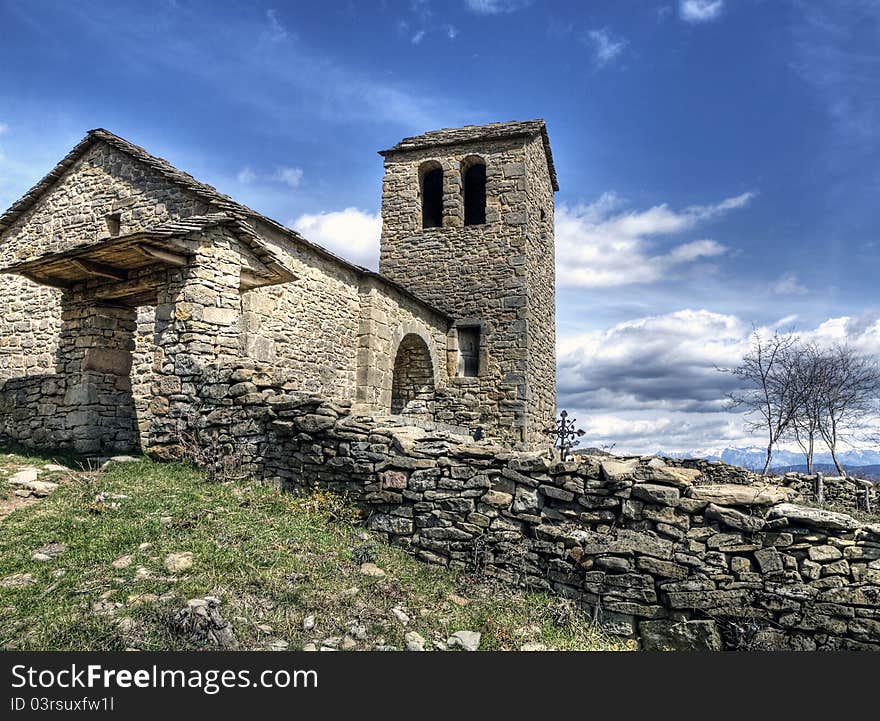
xmin=658 ymin=446 xmax=880 ymax=471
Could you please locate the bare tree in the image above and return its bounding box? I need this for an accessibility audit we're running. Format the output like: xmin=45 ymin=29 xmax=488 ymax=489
xmin=787 ymin=343 xmax=825 ymax=473
xmin=815 ymin=345 xmax=880 ymax=475
xmin=724 ymin=331 xmax=803 ymax=475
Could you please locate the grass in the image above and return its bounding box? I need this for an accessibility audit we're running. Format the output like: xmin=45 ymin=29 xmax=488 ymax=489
xmin=0 ymin=450 xmax=631 ymax=652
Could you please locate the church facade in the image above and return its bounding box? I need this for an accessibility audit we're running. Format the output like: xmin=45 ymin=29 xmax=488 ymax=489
xmin=0 ymin=120 xmax=558 ymax=455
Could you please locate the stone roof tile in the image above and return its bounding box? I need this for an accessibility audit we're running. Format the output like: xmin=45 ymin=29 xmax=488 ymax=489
xmin=379 ymin=119 xmax=558 ymax=191
xmin=0 ymin=128 xmax=452 ymax=321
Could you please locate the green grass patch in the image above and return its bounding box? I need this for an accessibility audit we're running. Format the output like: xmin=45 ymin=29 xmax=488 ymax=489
xmin=0 ymin=452 xmax=631 ymax=652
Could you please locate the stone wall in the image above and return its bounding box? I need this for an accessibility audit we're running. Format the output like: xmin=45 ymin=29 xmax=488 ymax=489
xmin=379 ymin=132 xmax=556 ymax=448
xmin=660 ymin=457 xmax=879 ymax=513
xmin=144 ymin=366 xmax=880 ymax=651
xmin=0 ymin=296 xmax=138 ymax=455
xmin=0 ymin=275 xmax=61 ymax=382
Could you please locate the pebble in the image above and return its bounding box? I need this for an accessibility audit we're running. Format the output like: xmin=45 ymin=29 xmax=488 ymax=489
xmin=111 ymin=554 xmax=133 ymax=569
xmin=520 ymin=642 xmax=548 ymax=651
xmin=405 ymin=631 xmax=426 ymax=651
xmin=390 ymin=606 xmax=410 ymax=626
xmin=0 ymin=572 xmax=37 ymax=588
xmin=359 ymin=562 xmax=386 ymax=578
xmin=32 ymin=543 xmax=66 ymax=562
xmin=164 ymin=552 xmax=193 ymax=573
xmin=447 ymin=630 xmax=481 ymax=651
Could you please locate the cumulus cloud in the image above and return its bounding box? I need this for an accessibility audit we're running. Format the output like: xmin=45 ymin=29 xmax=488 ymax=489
xmin=586 ymin=28 xmax=627 ymax=67
xmin=464 ymin=0 xmax=533 ymax=15
xmin=290 ymin=207 xmax=381 ymax=270
xmin=557 ymin=309 xmax=880 ymax=453
xmin=680 ymin=0 xmax=724 ymax=23
xmin=273 ymin=166 xmax=304 ymax=188
xmin=555 ymin=191 xmax=753 ymax=287
xmin=558 ymin=309 xmax=749 ymax=414
xmin=772 ymin=272 xmax=808 ymax=296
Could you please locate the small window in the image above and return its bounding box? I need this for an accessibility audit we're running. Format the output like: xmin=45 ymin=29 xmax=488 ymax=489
xmin=421 ymin=164 xmax=443 ymax=229
xmin=457 ymin=326 xmax=480 ymax=377
xmin=105 ymin=213 xmax=121 ymax=236
xmin=463 ymin=160 xmax=486 ymax=226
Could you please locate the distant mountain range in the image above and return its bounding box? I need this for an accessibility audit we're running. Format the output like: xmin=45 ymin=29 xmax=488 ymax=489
xmin=659 ymin=446 xmax=880 ymax=473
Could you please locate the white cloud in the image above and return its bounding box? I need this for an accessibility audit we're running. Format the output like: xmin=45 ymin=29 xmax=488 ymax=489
xmin=444 ymin=24 xmax=459 ymax=39
xmin=586 ymin=28 xmax=627 ymax=67
xmin=237 ymin=167 xmax=257 ymax=184
xmin=464 ymin=0 xmax=532 ymax=15
xmin=411 ymin=30 xmax=426 ymax=44
xmin=554 ymin=191 xmax=754 ymax=288
xmin=680 ymin=0 xmax=723 ymax=23
xmin=557 ymin=309 xmax=880 ymax=453
xmin=0 ymin=122 xmax=8 ymax=136
xmin=772 ymin=272 xmax=808 ymax=296
xmin=290 ymin=207 xmax=381 ymax=270
xmin=273 ymin=166 xmax=304 ymax=188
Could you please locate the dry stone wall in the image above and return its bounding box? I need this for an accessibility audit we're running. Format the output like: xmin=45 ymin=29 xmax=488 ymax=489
xmin=660 ymin=457 xmax=879 ymax=513
xmin=144 ymin=366 xmax=880 ymax=651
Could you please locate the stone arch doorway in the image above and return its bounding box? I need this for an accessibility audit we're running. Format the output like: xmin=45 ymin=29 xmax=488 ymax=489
xmin=391 ymin=333 xmax=435 ymax=416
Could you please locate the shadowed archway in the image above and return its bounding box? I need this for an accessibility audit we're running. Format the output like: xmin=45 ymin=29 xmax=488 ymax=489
xmin=391 ymin=333 xmax=435 ymax=416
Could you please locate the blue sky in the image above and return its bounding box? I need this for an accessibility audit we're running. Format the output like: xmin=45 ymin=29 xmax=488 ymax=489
xmin=1 ymin=0 xmax=878 ymax=452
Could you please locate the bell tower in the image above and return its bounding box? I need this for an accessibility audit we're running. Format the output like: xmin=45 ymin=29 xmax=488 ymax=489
xmin=378 ymin=120 xmax=558 ymax=447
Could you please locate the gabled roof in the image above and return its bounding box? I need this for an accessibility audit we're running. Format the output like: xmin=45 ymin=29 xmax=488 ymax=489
xmin=0 ymin=128 xmax=452 ymax=320
xmin=379 ymin=119 xmax=559 ymax=191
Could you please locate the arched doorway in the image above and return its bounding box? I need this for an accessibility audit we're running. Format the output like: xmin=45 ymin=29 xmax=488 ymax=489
xmin=391 ymin=333 xmax=435 ymax=416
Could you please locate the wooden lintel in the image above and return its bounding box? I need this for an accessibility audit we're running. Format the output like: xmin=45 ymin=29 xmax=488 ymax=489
xmin=70 ymin=258 xmax=128 ymax=282
xmin=136 ymin=243 xmax=189 ymax=267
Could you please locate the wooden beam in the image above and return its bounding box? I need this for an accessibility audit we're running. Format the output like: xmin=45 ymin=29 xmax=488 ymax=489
xmin=69 ymin=258 xmax=128 ymax=282
xmin=18 ymin=271 xmax=72 ymax=290
xmin=136 ymin=243 xmax=189 ymax=267
xmin=240 ymin=270 xmax=266 ymax=290
xmin=93 ymin=279 xmax=155 ymax=301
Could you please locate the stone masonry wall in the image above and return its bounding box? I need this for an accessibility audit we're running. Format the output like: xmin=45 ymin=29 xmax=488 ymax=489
xmin=379 ymin=134 xmax=556 ymax=448
xmin=145 ymin=365 xmax=880 ymax=651
xmin=0 ymin=275 xmax=61 ymax=382
xmin=523 ymin=135 xmax=556 ymax=445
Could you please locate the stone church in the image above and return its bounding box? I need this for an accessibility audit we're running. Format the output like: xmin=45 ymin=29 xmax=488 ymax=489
xmin=0 ymin=120 xmax=558 ymax=455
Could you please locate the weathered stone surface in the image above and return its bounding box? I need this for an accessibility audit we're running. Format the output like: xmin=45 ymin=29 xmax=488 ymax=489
xmin=687 ymin=484 xmax=794 ymax=507
xmin=172 ymin=596 xmax=238 ymax=649
xmin=600 ymin=459 xmax=639 ymax=482
xmin=639 ymin=620 xmax=723 ymax=651
xmin=768 ymin=503 xmax=860 ymax=531
xmin=632 ymin=483 xmax=680 ymax=507
xmin=705 ymin=503 xmax=766 ymax=532
xmin=754 ymin=547 xmax=784 ymax=574
xmin=447 ymin=630 xmax=481 ymax=651
xmin=164 ymin=552 xmax=194 ymax=573
xmin=809 ymin=545 xmax=843 ymax=563
xmin=359 ymin=562 xmax=386 ymax=578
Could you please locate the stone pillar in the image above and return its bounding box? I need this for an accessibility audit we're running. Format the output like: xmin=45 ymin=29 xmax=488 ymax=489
xmin=147 ymin=233 xmax=243 ymax=455
xmin=57 ymin=298 xmax=138 ymax=455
